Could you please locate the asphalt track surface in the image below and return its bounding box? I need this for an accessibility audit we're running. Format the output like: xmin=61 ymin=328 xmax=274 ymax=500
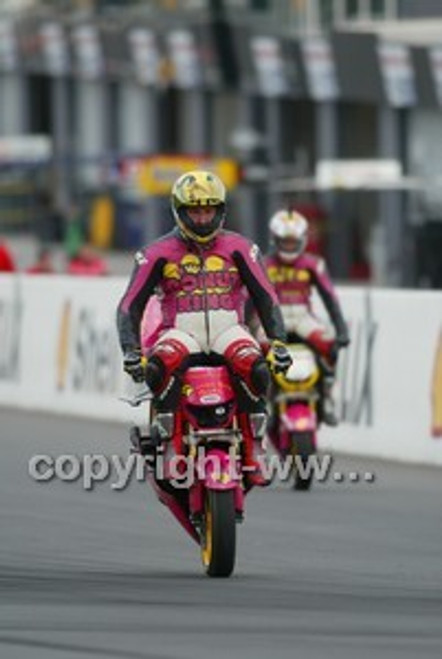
xmin=1 ymin=407 xmax=441 ymax=659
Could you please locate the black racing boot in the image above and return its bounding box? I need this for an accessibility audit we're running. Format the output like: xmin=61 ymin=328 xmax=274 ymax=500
xmin=129 ymin=425 xmax=161 ymax=457
xmin=321 ymin=375 xmax=339 ymax=427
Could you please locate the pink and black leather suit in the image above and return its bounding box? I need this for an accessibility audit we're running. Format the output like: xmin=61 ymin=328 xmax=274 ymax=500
xmin=117 ymin=229 xmax=286 ymax=410
xmin=263 ymin=251 xmax=347 ymax=360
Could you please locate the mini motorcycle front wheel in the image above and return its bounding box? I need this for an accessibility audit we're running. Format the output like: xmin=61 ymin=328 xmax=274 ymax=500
xmin=292 ymin=431 xmax=316 ymax=491
xmin=200 ymin=490 xmax=236 ymax=578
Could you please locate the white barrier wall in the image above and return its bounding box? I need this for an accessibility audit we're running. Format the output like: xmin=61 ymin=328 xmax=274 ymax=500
xmin=319 ymin=287 xmax=442 ymax=466
xmin=1 ymin=274 xmax=441 ymax=466
xmin=0 ymin=275 xmax=143 ymax=425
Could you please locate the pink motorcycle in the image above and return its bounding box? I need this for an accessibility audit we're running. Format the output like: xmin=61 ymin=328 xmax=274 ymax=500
xmin=128 ymin=312 xmax=266 ymax=577
xmin=268 ymin=341 xmax=321 ymax=490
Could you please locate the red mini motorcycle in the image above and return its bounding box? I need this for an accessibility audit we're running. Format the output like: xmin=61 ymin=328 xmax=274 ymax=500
xmin=128 ymin=359 xmax=266 ymax=578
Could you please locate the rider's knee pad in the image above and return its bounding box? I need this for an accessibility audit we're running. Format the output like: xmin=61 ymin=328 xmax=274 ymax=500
xmin=224 ymin=339 xmax=264 ymax=392
xmin=309 ymin=330 xmax=335 ymax=359
xmin=151 ymin=339 xmax=189 ymax=370
xmin=148 ymin=339 xmax=189 ymax=394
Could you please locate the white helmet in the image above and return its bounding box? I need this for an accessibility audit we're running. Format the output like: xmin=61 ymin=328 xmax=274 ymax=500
xmin=269 ymin=209 xmax=308 ymax=262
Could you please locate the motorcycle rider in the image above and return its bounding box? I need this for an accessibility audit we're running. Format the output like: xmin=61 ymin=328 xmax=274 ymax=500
xmin=116 ymin=170 xmax=291 ymax=486
xmin=260 ymin=209 xmax=350 ymax=426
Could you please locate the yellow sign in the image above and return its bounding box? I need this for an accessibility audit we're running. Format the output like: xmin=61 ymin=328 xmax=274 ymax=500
xmin=431 ymin=329 xmax=442 ymax=438
xmin=56 ymin=300 xmax=71 ymax=391
xmin=136 ymin=155 xmax=239 ymax=195
xmin=90 ymin=195 xmax=115 ymax=249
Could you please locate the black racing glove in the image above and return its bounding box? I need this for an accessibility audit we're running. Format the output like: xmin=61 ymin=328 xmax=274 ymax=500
xmin=269 ymin=340 xmax=292 ymax=374
xmin=336 ymin=330 xmax=350 ymax=348
xmin=123 ymin=350 xmax=146 ymax=383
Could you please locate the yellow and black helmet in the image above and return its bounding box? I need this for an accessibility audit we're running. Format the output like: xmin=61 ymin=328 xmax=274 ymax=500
xmin=171 ymin=170 xmax=226 ymax=243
